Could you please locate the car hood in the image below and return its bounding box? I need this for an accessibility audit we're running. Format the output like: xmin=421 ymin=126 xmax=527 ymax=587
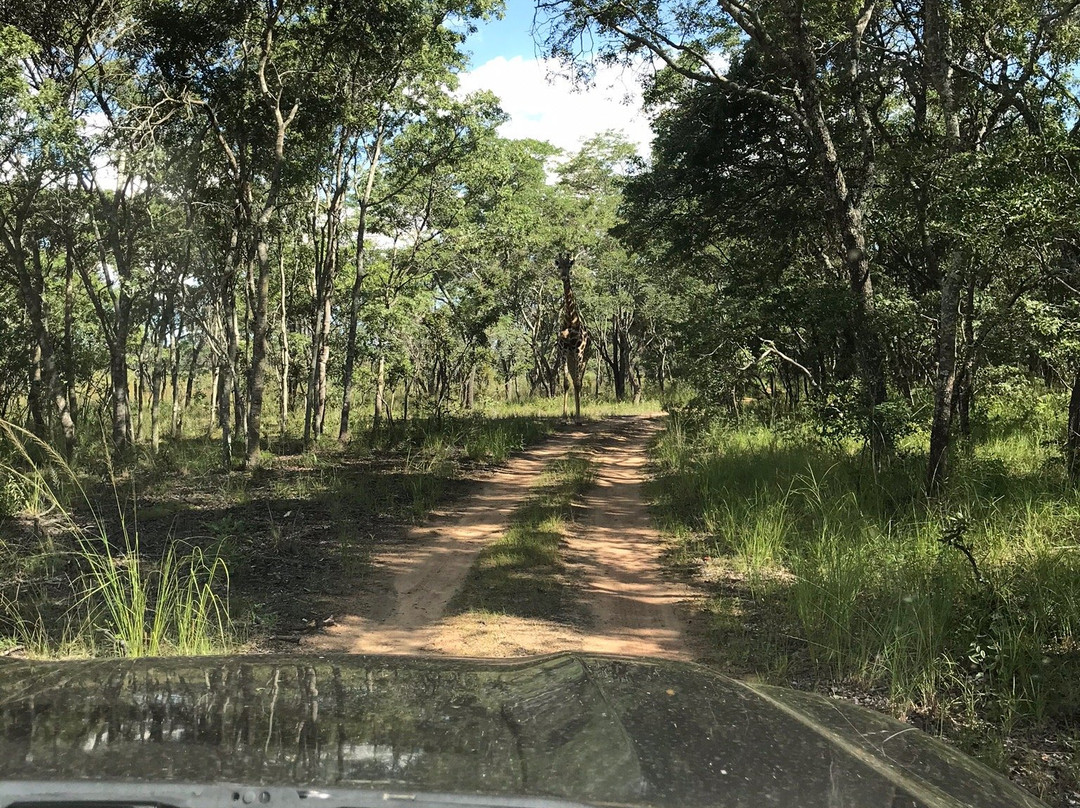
xmin=0 ymin=653 xmax=1045 ymax=808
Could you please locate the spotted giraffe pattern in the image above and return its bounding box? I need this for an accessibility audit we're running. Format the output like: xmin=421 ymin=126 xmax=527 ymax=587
xmin=556 ymin=252 xmax=590 ymax=421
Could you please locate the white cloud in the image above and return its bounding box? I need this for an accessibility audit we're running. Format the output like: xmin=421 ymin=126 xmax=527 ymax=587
xmin=457 ymin=56 xmax=654 ymax=157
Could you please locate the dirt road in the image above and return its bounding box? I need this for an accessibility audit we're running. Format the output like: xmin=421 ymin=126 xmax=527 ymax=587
xmin=304 ymin=415 xmax=695 ymax=660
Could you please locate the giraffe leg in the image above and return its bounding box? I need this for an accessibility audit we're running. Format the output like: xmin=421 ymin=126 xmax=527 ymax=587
xmin=562 ymin=366 xmax=571 ymax=420
xmin=570 ymin=359 xmax=584 ymax=423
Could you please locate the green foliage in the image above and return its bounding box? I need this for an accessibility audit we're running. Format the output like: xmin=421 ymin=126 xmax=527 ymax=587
xmin=77 ymin=528 xmax=230 ymax=658
xmin=597 ymin=0 xmax=1080 ymax=492
xmin=652 ymin=400 xmax=1080 ymax=738
xmin=371 ymin=414 xmax=555 ymax=466
xmin=812 ymin=383 xmax=922 ymax=452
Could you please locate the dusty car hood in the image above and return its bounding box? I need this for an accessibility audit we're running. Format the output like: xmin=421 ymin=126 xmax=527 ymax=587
xmin=0 ymin=653 xmax=1045 ymax=807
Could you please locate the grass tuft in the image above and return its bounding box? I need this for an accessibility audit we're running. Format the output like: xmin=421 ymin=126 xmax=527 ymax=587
xmin=0 ymin=420 xmax=232 ymax=658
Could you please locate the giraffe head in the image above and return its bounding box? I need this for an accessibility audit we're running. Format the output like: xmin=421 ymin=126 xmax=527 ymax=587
xmin=555 ymin=252 xmax=574 ymax=282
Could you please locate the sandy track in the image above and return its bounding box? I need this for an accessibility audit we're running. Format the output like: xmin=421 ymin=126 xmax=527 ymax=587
xmin=560 ymin=417 xmax=691 ymax=659
xmin=304 ymin=415 xmax=694 ymax=660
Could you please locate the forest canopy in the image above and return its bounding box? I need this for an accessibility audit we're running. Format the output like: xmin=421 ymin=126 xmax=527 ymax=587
xmin=1 ymin=0 xmax=1080 ymax=493
xmin=0 ymin=0 xmax=665 ymax=470
xmin=540 ymin=0 xmax=1080 ymax=487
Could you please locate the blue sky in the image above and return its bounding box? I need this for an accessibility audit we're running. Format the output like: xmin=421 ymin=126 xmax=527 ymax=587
xmin=456 ymin=1 xmax=653 ymax=156
xmin=465 ymin=2 xmax=538 ymax=65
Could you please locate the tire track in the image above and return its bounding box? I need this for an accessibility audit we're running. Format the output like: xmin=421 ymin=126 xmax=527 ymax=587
xmin=303 ymin=415 xmax=694 ymax=660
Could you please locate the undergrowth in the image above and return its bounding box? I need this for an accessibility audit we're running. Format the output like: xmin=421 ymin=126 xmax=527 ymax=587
xmin=372 ymin=414 xmax=557 ymax=467
xmin=484 ymin=397 xmax=662 ymax=420
xmin=1 ymin=407 xmax=573 ymax=656
xmin=651 ymin=393 xmax=1080 ymax=799
xmin=0 ymin=421 xmax=231 ymax=658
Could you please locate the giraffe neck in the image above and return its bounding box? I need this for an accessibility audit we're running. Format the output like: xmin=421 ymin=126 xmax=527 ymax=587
xmin=563 ymin=277 xmax=580 ymax=328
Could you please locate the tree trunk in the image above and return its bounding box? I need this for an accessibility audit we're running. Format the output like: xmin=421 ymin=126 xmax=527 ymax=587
xmin=150 ymin=361 xmax=162 ymax=452
xmin=303 ymin=200 xmax=326 ymax=445
xmin=27 ymin=340 xmax=45 ymax=438
xmin=279 ymin=249 xmax=289 ymax=435
xmin=221 ymin=8 xmax=296 ymax=465
xmin=630 ymin=363 xmax=643 ymax=403
xmin=927 ymin=253 xmax=962 ymax=492
xmin=314 ymin=291 xmax=331 ymax=436
xmin=302 ymin=139 xmax=350 ymax=443
xmin=338 ymin=254 xmax=365 ymax=441
xmin=170 ymin=313 xmax=184 ymax=439
xmin=110 ymin=341 xmax=133 ymax=455
xmin=956 ymin=274 xmax=977 ymax=437
xmin=13 ymin=239 xmax=77 ymax=455
xmin=794 ymin=43 xmax=888 ymax=452
xmin=307 ymin=246 xmax=328 ymax=441
xmin=303 ymin=264 xmax=325 ymax=445
xmin=149 ymin=293 xmax=173 ymax=453
xmin=170 ymin=329 xmax=181 ymax=438
xmin=1068 ymin=369 xmax=1080 ymax=481
xmin=63 ymin=243 xmax=78 ymax=429
xmin=464 ymin=362 xmax=476 ymax=410
xmin=230 ymin=299 xmax=246 ymax=454
xmin=289 ymin=363 xmax=301 ymax=420
xmin=207 ymin=360 xmax=218 ymax=440
xmin=339 ymin=126 xmax=385 ymax=442
xmin=612 ymin=316 xmax=626 ymax=401
xmin=246 ymin=234 xmax=272 ymax=466
xmin=597 ymin=313 xmax=630 ymax=402
xmin=220 ymin=267 xmax=239 ymax=467
xmin=185 ymin=340 xmax=202 ymax=410
xmin=373 ymin=354 xmax=386 ymax=429
xmin=925 ymin=0 xmax=964 ymax=490
xmin=103 ymin=262 xmax=135 ymax=457
xmin=178 ymin=338 xmax=200 ymax=440
xmin=217 ymin=354 xmax=231 ymax=465
xmin=134 ymin=356 xmax=146 ymax=445
xmin=956 ymin=370 xmax=972 ymax=438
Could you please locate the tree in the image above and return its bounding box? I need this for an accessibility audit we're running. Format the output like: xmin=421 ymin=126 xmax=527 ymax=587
xmin=0 ymin=16 xmax=86 ymax=454
xmin=556 ymin=132 xmax=647 ymax=401
xmin=539 ymin=0 xmax=891 ymax=450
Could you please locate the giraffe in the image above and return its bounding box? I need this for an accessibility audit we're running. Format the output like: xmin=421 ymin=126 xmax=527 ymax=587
xmin=555 ymin=252 xmax=590 ymax=422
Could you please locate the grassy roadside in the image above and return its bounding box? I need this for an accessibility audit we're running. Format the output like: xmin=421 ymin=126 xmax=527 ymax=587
xmin=0 ymin=422 xmax=229 ymax=659
xmin=0 ymin=413 xmax=561 ymax=659
xmin=648 ymin=402 xmax=1080 ymax=806
xmin=449 ymin=452 xmax=595 ymax=623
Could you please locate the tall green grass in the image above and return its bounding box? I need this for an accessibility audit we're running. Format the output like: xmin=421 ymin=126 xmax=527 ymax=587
xmin=0 ymin=421 xmax=231 ymax=658
xmin=652 ymin=401 xmax=1080 ymax=735
xmin=76 ymin=525 xmax=229 ymax=657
